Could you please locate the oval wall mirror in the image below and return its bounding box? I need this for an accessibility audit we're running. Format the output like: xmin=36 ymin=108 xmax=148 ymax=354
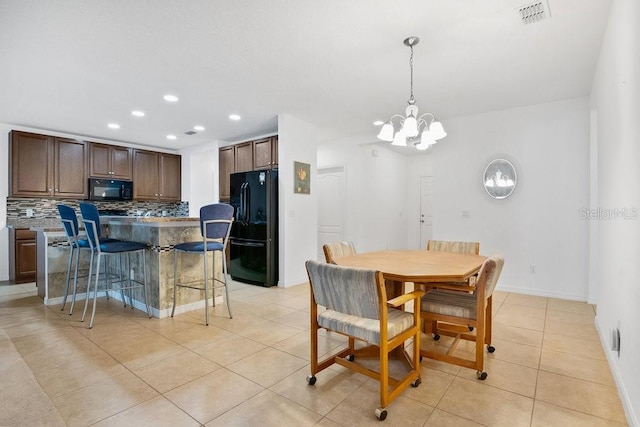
xmin=483 ymin=158 xmax=517 ymax=199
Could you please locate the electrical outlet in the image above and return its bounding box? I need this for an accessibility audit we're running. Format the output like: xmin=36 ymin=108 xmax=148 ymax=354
xmin=611 ymin=327 xmax=621 ymax=355
xmin=26 ymin=208 xmax=34 ymax=217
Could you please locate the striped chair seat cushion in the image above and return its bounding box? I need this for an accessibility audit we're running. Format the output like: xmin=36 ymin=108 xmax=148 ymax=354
xmin=421 ymin=290 xmax=478 ymax=319
xmin=318 ymin=307 xmax=415 ymax=344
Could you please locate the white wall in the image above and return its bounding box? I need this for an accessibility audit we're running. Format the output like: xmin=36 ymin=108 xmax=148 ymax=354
xmin=591 ymin=0 xmax=640 ymax=424
xmin=406 ymin=98 xmax=591 ymax=300
xmin=278 ymin=114 xmax=319 ymax=286
xmin=318 ymin=137 xmax=409 ymax=253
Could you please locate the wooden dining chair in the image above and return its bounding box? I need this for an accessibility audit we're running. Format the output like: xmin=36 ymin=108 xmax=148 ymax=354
xmin=426 ymin=240 xmax=480 ymax=255
xmin=305 ymin=260 xmax=424 ymax=420
xmin=322 ymin=241 xmax=357 ymax=264
xmin=420 ymin=256 xmax=504 ymax=380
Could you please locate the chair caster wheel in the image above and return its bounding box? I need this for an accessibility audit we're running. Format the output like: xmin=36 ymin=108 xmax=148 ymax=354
xmin=411 ymin=377 xmax=422 ymax=387
xmin=433 ymin=334 xmax=440 ymax=341
xmin=477 ymin=371 xmax=488 ymax=380
xmin=346 ymin=354 xmax=355 ymax=362
xmin=306 ymin=375 xmax=316 ymax=385
xmin=375 ymin=407 xmax=387 ymax=420
xmin=419 ymin=355 xmax=423 ymax=363
xmin=487 ymin=345 xmax=495 ymax=353
xmin=468 ymin=326 xmax=474 ymax=331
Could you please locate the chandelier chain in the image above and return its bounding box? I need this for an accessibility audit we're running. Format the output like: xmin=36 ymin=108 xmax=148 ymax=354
xmin=408 ymin=45 xmax=415 ymax=105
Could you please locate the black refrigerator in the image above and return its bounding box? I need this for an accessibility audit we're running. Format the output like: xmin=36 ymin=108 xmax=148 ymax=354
xmin=229 ymin=170 xmax=278 ymax=287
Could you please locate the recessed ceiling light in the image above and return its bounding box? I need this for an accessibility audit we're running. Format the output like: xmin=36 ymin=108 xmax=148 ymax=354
xmin=166 ymin=134 xmax=177 ymax=140
xmin=131 ymin=110 xmax=145 ymax=117
xmin=164 ymin=94 xmax=179 ymax=102
xmin=229 ymin=114 xmax=241 ymax=121
xmin=193 ymin=125 xmax=205 ymax=131
xmin=373 ymin=120 xmax=384 ymax=126
xmin=107 ymin=123 xmax=120 ymax=129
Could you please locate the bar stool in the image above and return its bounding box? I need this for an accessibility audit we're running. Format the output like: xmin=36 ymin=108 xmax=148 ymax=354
xmin=79 ymin=202 xmax=152 ymax=328
xmin=57 ymin=204 xmax=116 ymax=315
xmin=172 ymin=203 xmax=234 ymax=325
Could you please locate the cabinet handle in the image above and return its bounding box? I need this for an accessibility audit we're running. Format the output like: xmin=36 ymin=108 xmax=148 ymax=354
xmin=155 ymin=194 xmax=158 ymax=196
xmin=159 ymin=194 xmax=163 ymax=196
xmin=55 ymin=188 xmax=59 ymax=192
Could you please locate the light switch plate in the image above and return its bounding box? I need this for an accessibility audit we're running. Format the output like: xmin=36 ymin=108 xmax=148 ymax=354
xmin=26 ymin=208 xmax=34 ymax=217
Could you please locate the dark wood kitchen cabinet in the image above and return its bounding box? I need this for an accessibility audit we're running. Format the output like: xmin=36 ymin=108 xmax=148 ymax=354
xmin=253 ymin=136 xmax=278 ymax=170
xmin=9 ymin=131 xmax=88 ymax=198
xmin=218 ymin=146 xmax=235 ymax=201
xmin=9 ymin=228 xmax=36 ymax=284
xmin=89 ymin=143 xmax=132 ymax=180
xmin=132 ymin=150 xmax=181 ymax=201
xmin=235 ymin=142 xmax=254 ymax=173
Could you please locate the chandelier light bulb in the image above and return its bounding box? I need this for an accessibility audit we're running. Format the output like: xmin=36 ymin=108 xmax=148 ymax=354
xmin=391 ymin=131 xmax=407 ymax=147
xmin=377 ymin=123 xmax=395 ymax=141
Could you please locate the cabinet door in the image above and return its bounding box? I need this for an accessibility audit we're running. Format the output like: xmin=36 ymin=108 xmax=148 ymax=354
xmin=14 ymin=230 xmax=36 ymax=284
xmin=110 ymin=146 xmax=132 ymax=179
xmin=89 ymin=143 xmax=112 ymax=178
xmin=253 ymin=138 xmax=272 ymax=170
xmin=10 ymin=131 xmax=53 ymax=197
xmin=219 ymin=146 xmax=235 ymax=201
xmin=235 ymin=142 xmax=253 ymax=173
xmin=271 ymin=136 xmax=278 ymax=168
xmin=159 ymin=153 xmax=181 ymax=201
xmin=132 ymin=150 xmax=159 ymax=200
xmin=54 ymin=137 xmax=87 ymax=198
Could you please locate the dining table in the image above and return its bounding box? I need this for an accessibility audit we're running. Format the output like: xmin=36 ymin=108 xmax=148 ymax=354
xmin=333 ymin=249 xmax=487 ymax=295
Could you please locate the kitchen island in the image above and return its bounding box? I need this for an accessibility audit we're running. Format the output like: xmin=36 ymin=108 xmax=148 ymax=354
xmin=33 ymin=217 xmax=225 ymax=318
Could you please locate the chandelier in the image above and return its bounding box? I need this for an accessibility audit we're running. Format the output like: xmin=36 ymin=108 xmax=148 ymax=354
xmin=376 ymin=36 xmax=446 ymax=150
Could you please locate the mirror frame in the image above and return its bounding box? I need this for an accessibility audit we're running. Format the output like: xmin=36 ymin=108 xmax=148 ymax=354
xmin=483 ymin=158 xmax=517 ymax=199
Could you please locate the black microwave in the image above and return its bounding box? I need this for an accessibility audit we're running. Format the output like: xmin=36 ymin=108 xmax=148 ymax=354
xmin=88 ymin=179 xmax=133 ymax=201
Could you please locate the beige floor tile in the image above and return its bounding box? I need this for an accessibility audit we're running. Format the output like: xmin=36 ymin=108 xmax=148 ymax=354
xmin=22 ymin=334 xmax=107 ymax=374
xmin=438 ymin=377 xmax=534 ymax=427
xmin=540 ymin=348 xmax=615 ymax=387
xmin=494 ymin=305 xmax=546 ymax=331
xmin=544 ymin=318 xmax=600 ymax=341
xmin=424 ymin=409 xmax=484 ymax=426
xmin=164 ymin=368 xmax=263 ymax=424
xmin=276 ymin=295 xmax=309 ymax=310
xmin=542 ymin=332 xmax=606 ymax=360
xmin=227 ymin=346 xmax=307 ymax=387
xmin=489 ymin=338 xmax=541 ymax=369
xmin=546 ymin=309 xmax=596 ymax=325
xmin=503 ymin=293 xmax=548 ymax=308
xmin=492 ymin=290 xmax=509 ymax=302
xmin=205 ymin=389 xmax=322 ymax=426
xmin=531 ymin=400 xmax=627 ymax=426
xmin=34 ymin=353 xmax=128 ymax=398
xmin=403 ymin=365 xmax=456 ymax=407
xmin=104 ymin=333 xmax=186 ymax=370
xmin=236 ymin=318 xmax=301 ymax=346
xmin=274 ymin=329 xmax=346 ymax=361
xmin=158 ymin=323 xmax=233 ymax=350
xmin=316 ymin=417 xmax=343 ymax=426
xmin=462 ymin=357 xmax=538 ymax=397
xmin=272 ymin=309 xmax=310 ymax=330
xmin=93 ymin=395 xmax=200 ymax=426
xmin=536 ymin=371 xmax=627 ymax=423
xmin=271 ymin=366 xmax=366 ymax=416
xmin=131 ymin=350 xmax=221 ymax=393
xmin=493 ymin=323 xmax=543 ymax=347
xmin=52 ymin=371 xmax=158 ymax=426
xmin=547 ymin=298 xmax=596 ymax=315
xmin=10 ymin=326 xmax=82 ymax=356
xmin=194 ymin=334 xmax=266 ymax=366
xmin=327 ymin=383 xmax=434 ymax=426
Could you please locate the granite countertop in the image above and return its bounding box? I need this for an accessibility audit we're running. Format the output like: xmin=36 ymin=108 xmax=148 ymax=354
xmin=6 ymin=216 xmax=197 ymax=230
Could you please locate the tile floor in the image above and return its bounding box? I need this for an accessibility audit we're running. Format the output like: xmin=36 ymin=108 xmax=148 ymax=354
xmin=0 ymin=281 xmax=628 ymax=426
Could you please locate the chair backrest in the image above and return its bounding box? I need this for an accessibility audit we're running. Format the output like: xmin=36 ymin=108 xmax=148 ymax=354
xmin=322 ymin=241 xmax=357 ymax=264
xmin=476 ymin=256 xmax=504 ymax=298
xmin=200 ymin=203 xmax=234 ymax=239
xmin=79 ymin=202 xmax=101 ymax=247
xmin=306 ymin=260 xmax=381 ymax=320
xmin=57 ymin=204 xmax=80 ymax=239
xmin=427 ymin=240 xmax=480 ymax=255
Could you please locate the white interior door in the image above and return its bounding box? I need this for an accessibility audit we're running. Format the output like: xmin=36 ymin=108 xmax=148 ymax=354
xmin=419 ymin=175 xmax=433 ymax=249
xmin=318 ymin=166 xmax=346 ymax=260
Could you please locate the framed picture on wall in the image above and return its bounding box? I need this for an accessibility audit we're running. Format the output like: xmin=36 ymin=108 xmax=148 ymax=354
xmin=294 ymin=161 xmax=310 ymax=194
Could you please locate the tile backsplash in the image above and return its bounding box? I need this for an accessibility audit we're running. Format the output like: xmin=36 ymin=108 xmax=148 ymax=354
xmin=6 ymin=198 xmax=189 ymax=221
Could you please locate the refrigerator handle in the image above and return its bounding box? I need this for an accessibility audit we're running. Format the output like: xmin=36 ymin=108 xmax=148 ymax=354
xmin=243 ymin=183 xmax=250 ymax=224
xmin=239 ymin=182 xmax=247 ymax=225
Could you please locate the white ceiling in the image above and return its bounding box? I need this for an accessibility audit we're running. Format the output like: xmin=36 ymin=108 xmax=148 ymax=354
xmin=0 ymin=0 xmax=612 ymax=151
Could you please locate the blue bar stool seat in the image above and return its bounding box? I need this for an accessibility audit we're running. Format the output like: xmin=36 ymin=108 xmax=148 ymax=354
xmin=172 ymin=203 xmax=234 ymax=325
xmin=79 ymin=202 xmax=152 ymax=328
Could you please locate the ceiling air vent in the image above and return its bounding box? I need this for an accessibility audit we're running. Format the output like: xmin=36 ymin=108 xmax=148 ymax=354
xmin=518 ymin=1 xmax=550 ymax=24
xmin=184 ymin=131 xmax=197 ymax=135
